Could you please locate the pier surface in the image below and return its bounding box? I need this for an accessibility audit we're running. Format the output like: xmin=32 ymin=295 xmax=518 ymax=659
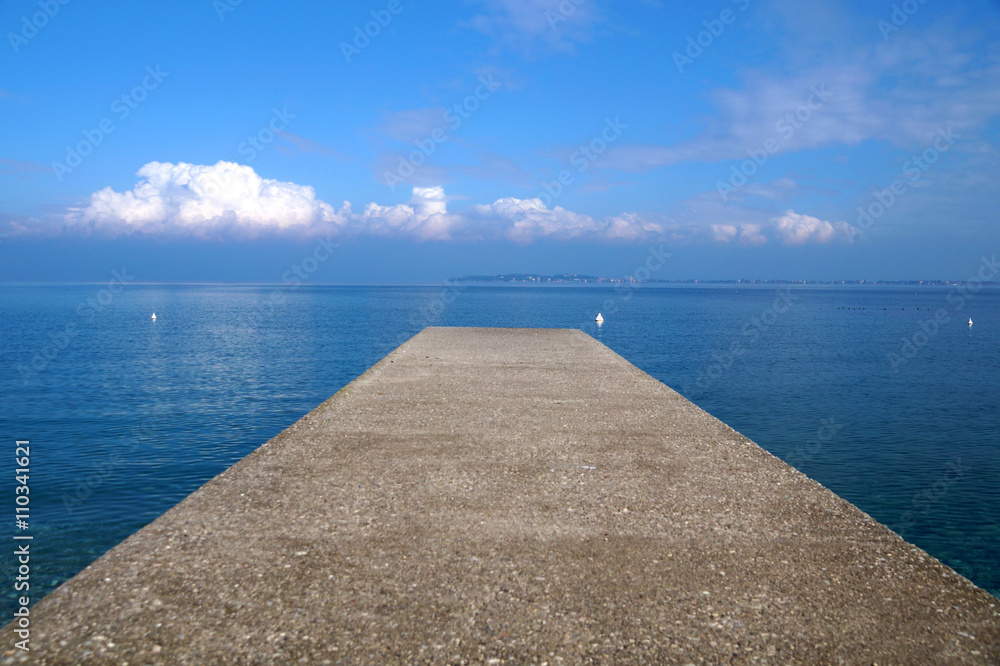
xmin=4 ymin=327 xmax=999 ymax=664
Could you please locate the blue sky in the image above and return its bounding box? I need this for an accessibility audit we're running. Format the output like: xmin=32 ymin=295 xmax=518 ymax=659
xmin=1 ymin=0 xmax=998 ymax=282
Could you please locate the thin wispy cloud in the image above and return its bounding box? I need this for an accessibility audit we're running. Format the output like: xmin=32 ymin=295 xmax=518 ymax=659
xmin=0 ymin=158 xmax=52 ymax=176
xmin=601 ymin=23 xmax=1000 ymax=173
xmin=275 ymin=131 xmax=347 ymax=159
xmin=464 ymin=0 xmax=600 ymax=54
xmin=452 ymin=149 xmax=532 ymax=187
xmin=376 ymin=108 xmax=449 ymax=144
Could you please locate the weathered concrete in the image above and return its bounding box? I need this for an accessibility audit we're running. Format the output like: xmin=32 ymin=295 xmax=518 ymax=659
xmin=3 ymin=327 xmax=999 ymax=664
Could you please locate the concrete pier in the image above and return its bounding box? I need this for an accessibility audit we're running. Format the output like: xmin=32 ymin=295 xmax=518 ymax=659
xmin=4 ymin=327 xmax=999 ymax=664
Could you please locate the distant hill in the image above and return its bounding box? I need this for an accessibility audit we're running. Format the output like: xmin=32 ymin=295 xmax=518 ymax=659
xmin=451 ymin=274 xmax=609 ymax=283
xmin=450 ymin=275 xmax=998 ymax=285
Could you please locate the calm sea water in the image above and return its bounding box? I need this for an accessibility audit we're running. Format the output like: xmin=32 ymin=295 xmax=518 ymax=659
xmin=1 ymin=283 xmax=998 ymax=616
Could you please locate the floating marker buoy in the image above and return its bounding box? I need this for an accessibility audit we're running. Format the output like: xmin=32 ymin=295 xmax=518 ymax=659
xmin=595 ymin=313 xmax=604 ymax=323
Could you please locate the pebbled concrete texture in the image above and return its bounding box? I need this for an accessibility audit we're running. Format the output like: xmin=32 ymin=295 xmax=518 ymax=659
xmin=3 ymin=327 xmax=998 ymax=664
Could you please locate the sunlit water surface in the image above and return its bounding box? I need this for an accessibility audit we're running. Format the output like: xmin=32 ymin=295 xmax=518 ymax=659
xmin=1 ymin=283 xmax=997 ymax=615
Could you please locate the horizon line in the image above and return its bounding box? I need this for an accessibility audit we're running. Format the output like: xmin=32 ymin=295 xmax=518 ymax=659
xmin=2 ymin=279 xmax=999 ymax=287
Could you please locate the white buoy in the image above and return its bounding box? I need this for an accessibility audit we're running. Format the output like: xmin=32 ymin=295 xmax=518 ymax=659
xmin=968 ymin=318 xmax=973 ymax=326
xmin=151 ymin=312 xmax=157 ymax=321
xmin=595 ymin=313 xmax=604 ymax=323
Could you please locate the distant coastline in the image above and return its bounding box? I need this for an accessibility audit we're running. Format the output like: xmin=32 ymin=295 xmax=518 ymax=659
xmin=451 ymin=273 xmax=1000 ymax=286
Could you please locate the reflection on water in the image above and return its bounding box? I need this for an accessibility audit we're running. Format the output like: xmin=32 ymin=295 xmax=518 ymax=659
xmin=0 ymin=283 xmax=997 ymax=612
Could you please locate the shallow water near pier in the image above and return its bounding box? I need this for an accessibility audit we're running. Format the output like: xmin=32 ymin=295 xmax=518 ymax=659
xmin=1 ymin=283 xmax=998 ymax=615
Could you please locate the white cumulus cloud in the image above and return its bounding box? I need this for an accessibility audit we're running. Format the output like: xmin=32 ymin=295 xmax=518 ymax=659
xmin=467 ymin=197 xmax=664 ymax=244
xmin=62 ymin=161 xmax=671 ymax=244
xmin=710 ymin=224 xmax=738 ymax=243
xmin=711 ymin=223 xmax=769 ymax=246
xmin=64 ymin=162 xmax=464 ymax=242
xmin=772 ymin=210 xmax=849 ymax=245
xmin=66 ymin=161 xmax=346 ymax=239
xmin=739 ymin=224 xmax=768 ymax=246
xmin=352 ymin=186 xmax=459 ymax=241
xmin=53 ymin=162 xmax=852 ymax=249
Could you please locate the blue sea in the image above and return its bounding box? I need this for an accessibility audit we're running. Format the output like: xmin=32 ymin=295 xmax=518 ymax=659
xmin=1 ymin=282 xmax=998 ymax=617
